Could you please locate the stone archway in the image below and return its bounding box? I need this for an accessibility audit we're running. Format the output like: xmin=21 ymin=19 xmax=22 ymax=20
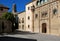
xmin=42 ymin=23 xmax=47 ymax=33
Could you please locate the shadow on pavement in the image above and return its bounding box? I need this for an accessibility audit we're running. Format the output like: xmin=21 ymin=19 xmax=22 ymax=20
xmin=7 ymin=30 xmax=37 ymax=35
xmin=0 ymin=36 xmax=37 ymax=41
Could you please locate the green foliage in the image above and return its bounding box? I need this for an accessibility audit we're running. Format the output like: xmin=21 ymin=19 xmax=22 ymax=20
xmin=1 ymin=12 xmax=15 ymax=22
xmin=1 ymin=12 xmax=17 ymax=31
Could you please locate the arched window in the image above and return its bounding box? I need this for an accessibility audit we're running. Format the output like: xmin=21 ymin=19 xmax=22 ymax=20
xmin=40 ymin=0 xmax=43 ymax=4
xmin=28 ymin=7 xmax=30 ymax=10
xmin=31 ymin=5 xmax=35 ymax=12
xmin=35 ymin=14 xmax=38 ymax=18
xmin=53 ymin=9 xmax=58 ymax=15
xmin=36 ymin=1 xmax=40 ymax=6
xmin=28 ymin=25 xmax=30 ymax=28
xmin=28 ymin=16 xmax=30 ymax=20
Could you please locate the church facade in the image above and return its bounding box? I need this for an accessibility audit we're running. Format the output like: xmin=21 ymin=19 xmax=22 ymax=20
xmin=18 ymin=0 xmax=60 ymax=36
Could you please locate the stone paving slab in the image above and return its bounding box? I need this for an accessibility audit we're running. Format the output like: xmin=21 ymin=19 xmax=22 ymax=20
xmin=3 ymin=33 xmax=60 ymax=41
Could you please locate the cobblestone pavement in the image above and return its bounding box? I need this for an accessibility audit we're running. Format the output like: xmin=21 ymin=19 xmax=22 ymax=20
xmin=1 ymin=31 xmax=60 ymax=41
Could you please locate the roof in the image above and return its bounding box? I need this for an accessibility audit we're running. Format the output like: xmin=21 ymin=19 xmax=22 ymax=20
xmin=18 ymin=10 xmax=25 ymax=14
xmin=0 ymin=4 xmax=9 ymax=9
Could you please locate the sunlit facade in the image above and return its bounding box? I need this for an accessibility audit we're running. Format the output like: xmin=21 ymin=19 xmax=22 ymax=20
xmin=18 ymin=0 xmax=60 ymax=36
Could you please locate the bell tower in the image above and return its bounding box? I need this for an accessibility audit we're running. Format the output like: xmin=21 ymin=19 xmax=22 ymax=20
xmin=12 ymin=3 xmax=18 ymax=30
xmin=12 ymin=4 xmax=17 ymax=14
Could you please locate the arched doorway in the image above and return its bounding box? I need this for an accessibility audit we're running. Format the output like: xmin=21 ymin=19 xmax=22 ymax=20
xmin=42 ymin=23 xmax=47 ymax=33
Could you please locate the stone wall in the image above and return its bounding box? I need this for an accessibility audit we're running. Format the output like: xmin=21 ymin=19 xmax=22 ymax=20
xmin=0 ymin=20 xmax=12 ymax=33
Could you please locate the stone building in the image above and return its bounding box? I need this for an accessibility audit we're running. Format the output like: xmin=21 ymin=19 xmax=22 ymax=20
xmin=18 ymin=0 xmax=60 ymax=36
xmin=0 ymin=20 xmax=12 ymax=33
xmin=18 ymin=11 xmax=26 ymax=31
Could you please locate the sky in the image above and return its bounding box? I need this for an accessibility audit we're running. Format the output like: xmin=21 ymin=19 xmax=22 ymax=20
xmin=0 ymin=0 xmax=32 ymax=12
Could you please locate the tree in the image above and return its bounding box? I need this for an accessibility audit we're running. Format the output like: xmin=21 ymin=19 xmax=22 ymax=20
xmin=2 ymin=12 xmax=15 ymax=22
xmin=1 ymin=12 xmax=15 ymax=32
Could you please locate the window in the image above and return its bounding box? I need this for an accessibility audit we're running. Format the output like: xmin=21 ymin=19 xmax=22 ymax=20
xmin=22 ymin=25 xmax=24 ymax=29
xmin=40 ymin=0 xmax=43 ymax=4
xmin=36 ymin=1 xmax=40 ymax=6
xmin=22 ymin=18 xmax=24 ymax=23
xmin=28 ymin=25 xmax=30 ymax=28
xmin=35 ymin=14 xmax=38 ymax=18
xmin=28 ymin=7 xmax=30 ymax=10
xmin=28 ymin=16 xmax=30 ymax=20
xmin=43 ymin=0 xmax=47 ymax=2
xmin=53 ymin=9 xmax=57 ymax=15
xmin=40 ymin=0 xmax=47 ymax=4
xmin=45 ymin=0 xmax=47 ymax=2
xmin=41 ymin=12 xmax=47 ymax=17
xmin=19 ymin=19 xmax=21 ymax=23
xmin=31 ymin=5 xmax=35 ymax=11
xmin=0 ymin=8 xmax=3 ymax=11
xmin=31 ymin=5 xmax=35 ymax=9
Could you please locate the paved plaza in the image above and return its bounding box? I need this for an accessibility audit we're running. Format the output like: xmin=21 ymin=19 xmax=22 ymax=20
xmin=0 ymin=31 xmax=60 ymax=41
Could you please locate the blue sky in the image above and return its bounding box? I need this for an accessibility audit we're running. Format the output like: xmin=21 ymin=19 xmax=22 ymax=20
xmin=0 ymin=0 xmax=32 ymax=12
